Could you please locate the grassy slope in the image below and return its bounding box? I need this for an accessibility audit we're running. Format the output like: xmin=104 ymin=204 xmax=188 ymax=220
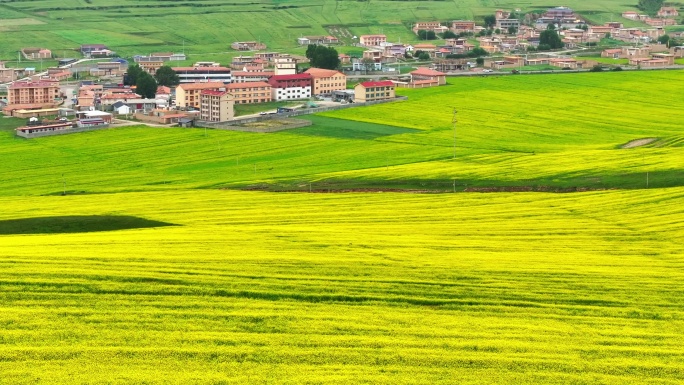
xmin=0 ymin=0 xmax=642 ymax=61
xmin=1 ymin=188 xmax=683 ymax=384
xmin=2 ymin=71 xmax=682 ymax=195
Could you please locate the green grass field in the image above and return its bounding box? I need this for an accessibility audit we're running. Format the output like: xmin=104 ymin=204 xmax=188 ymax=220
xmin=2 ymin=70 xmax=684 ymax=383
xmin=0 ymin=0 xmax=648 ymax=61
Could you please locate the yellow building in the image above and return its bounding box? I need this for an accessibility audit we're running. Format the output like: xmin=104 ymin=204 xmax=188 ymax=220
xmin=8 ymin=81 xmax=60 ymax=106
xmin=175 ymin=82 xmax=225 ymax=108
xmin=353 ymin=81 xmax=395 ymax=103
xmin=200 ymin=89 xmax=235 ymax=122
xmin=304 ymin=68 xmax=347 ymax=95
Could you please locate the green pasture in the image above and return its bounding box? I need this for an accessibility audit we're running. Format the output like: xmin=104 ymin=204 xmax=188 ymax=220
xmin=0 ymin=0 xmax=655 ymax=61
xmin=1 ymin=71 xmax=684 ymax=195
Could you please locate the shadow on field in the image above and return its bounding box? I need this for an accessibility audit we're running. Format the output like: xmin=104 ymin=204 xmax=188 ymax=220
xmin=0 ymin=215 xmax=177 ymax=235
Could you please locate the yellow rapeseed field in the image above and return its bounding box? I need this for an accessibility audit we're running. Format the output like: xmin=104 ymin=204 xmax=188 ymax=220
xmin=1 ymin=189 xmax=683 ymax=384
xmin=1 ymin=71 xmax=684 ymax=383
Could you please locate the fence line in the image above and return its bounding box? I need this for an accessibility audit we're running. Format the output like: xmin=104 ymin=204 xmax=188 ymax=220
xmin=197 ymin=96 xmax=408 ymax=129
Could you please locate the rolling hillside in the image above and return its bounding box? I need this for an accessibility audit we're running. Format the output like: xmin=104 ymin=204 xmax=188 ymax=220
xmin=0 ymin=0 xmax=643 ymax=61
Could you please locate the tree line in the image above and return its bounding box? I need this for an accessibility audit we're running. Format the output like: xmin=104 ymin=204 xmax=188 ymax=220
xmin=125 ymin=65 xmax=180 ymax=98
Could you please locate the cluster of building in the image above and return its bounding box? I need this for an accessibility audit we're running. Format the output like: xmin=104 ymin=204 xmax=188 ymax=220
xmin=602 ymin=43 xmax=679 ymax=67
xmin=296 ymin=36 xmax=340 ymax=46
xmin=133 ymin=52 xmax=187 ymax=75
xmin=622 ymin=6 xmax=680 ymax=27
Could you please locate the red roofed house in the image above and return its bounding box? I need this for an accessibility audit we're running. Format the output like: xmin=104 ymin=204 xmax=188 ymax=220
xmin=200 ymin=89 xmax=235 ymax=122
xmin=304 ymin=68 xmax=347 ymax=95
xmin=410 ymin=67 xmax=447 ymax=85
xmin=268 ymin=73 xmax=312 ymax=101
xmin=354 ymin=81 xmax=395 ymax=103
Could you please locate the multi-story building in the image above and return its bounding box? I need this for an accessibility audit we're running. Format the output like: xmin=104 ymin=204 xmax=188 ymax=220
xmin=7 ymin=81 xmax=60 ymax=107
xmin=136 ymin=57 xmax=165 ymax=75
xmin=268 ymin=73 xmax=312 ymax=101
xmin=175 ymin=81 xmax=225 ymax=108
xmin=231 ymin=71 xmax=274 ymax=83
xmin=224 ymin=82 xmax=272 ymax=104
xmin=304 ymin=68 xmax=346 ymax=95
xmin=274 ymin=57 xmax=297 ymax=75
xmin=359 ymin=35 xmax=387 ymax=47
xmin=496 ymin=18 xmax=520 ymax=30
xmin=200 ymin=89 xmax=234 ymax=122
xmin=451 ymin=21 xmax=477 ymax=33
xmin=353 ymin=81 xmax=395 ymax=103
xmin=412 ymin=22 xmax=448 ymax=34
xmin=171 ymin=66 xmax=232 ymax=84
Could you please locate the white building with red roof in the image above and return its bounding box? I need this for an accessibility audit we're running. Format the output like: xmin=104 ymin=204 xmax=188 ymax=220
xmin=268 ymin=73 xmax=312 ymax=101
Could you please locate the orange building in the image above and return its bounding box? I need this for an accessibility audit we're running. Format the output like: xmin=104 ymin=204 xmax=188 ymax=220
xmin=304 ymin=68 xmax=347 ymax=95
xmin=225 ymin=82 xmax=272 ymax=104
xmin=200 ymin=89 xmax=235 ymax=122
xmin=7 ymin=81 xmax=60 ymax=107
xmin=175 ymin=82 xmax=225 ymax=108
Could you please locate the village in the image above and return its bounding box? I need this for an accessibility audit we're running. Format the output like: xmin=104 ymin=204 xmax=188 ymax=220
xmin=1 ymin=5 xmax=682 ymax=138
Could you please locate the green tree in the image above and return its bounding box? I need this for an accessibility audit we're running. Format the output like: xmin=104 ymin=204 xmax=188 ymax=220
xmin=508 ymin=26 xmax=518 ymax=35
xmin=539 ymin=29 xmax=563 ymax=49
xmin=442 ymin=30 xmax=457 ymax=39
xmin=417 ymin=52 xmax=431 ymax=60
xmin=657 ymin=34 xmax=670 ymax=46
xmin=136 ymin=72 xmax=158 ymax=99
xmin=306 ymin=45 xmax=341 ymax=70
xmin=417 ymin=30 xmax=436 ymax=40
xmin=637 ymin=0 xmax=664 ymax=15
xmin=125 ymin=64 xmax=143 ymax=86
xmin=483 ymin=15 xmax=496 ymax=28
xmin=468 ymin=47 xmax=488 ymax=57
xmin=476 ymin=57 xmax=485 ymax=66
xmin=154 ymin=66 xmax=180 ymax=87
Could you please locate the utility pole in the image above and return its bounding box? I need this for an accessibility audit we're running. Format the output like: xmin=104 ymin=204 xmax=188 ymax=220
xmin=452 ymin=108 xmax=458 ymax=159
